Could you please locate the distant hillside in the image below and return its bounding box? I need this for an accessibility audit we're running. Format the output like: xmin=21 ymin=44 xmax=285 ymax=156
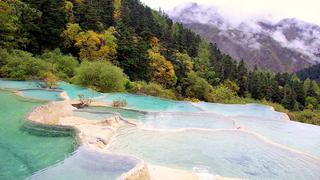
xmin=168 ymin=2 xmax=320 ymax=72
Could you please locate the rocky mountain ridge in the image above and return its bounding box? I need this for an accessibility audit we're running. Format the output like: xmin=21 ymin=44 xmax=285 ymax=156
xmin=168 ymin=2 xmax=320 ymax=72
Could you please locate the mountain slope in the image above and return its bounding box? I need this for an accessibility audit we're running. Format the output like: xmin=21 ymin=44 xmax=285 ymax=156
xmin=168 ymin=3 xmax=320 ymax=72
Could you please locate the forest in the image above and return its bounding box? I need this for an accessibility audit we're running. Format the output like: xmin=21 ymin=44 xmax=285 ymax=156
xmin=297 ymin=63 xmax=320 ymax=83
xmin=0 ymin=0 xmax=320 ymax=125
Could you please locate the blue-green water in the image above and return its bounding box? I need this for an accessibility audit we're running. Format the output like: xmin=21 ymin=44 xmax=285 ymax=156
xmin=73 ymin=110 xmax=115 ymax=121
xmin=142 ymin=112 xmax=235 ymax=129
xmin=86 ymin=106 xmax=147 ymax=121
xmin=30 ymin=146 xmax=140 ymax=180
xmin=0 ymin=91 xmax=75 ymax=179
xmin=196 ymin=102 xmax=286 ymax=121
xmin=234 ymin=117 xmax=320 ymax=157
xmin=20 ymin=89 xmax=63 ymax=101
xmin=0 ymin=80 xmax=102 ymax=100
xmin=0 ymin=82 xmax=142 ymax=180
xmin=109 ymin=125 xmax=320 ymax=180
xmin=0 ymin=80 xmax=40 ymax=90
xmin=58 ymin=82 xmax=102 ymax=99
xmin=87 ymin=107 xmax=235 ymax=129
xmin=100 ymin=93 xmax=201 ymax=112
xmin=1 ymin=79 xmax=320 ymax=179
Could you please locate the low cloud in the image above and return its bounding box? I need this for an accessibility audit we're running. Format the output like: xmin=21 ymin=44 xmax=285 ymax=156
xmin=141 ymin=0 xmax=320 ymax=26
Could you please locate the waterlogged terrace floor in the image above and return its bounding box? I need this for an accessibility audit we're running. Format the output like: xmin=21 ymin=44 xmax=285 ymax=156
xmin=1 ymin=79 xmax=320 ymax=179
xmin=0 ymin=91 xmax=75 ymax=179
xmin=108 ymin=125 xmax=320 ymax=180
xmin=29 ymin=146 xmax=140 ymax=180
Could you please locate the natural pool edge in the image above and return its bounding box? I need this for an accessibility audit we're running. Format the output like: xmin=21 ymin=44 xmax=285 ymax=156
xmin=16 ymin=88 xmax=69 ymax=102
xmin=25 ymin=97 xmax=302 ymax=179
xmin=24 ymin=100 xmax=213 ymax=180
xmin=22 ymin=99 xmax=320 ymax=180
xmin=25 ymin=100 xmax=152 ymax=180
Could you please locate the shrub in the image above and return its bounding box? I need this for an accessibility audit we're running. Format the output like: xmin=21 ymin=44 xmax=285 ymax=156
xmin=211 ymin=84 xmax=237 ymax=103
xmin=223 ymin=97 xmax=289 ymax=114
xmin=0 ymin=49 xmax=10 ymax=67
xmin=0 ymin=49 xmax=79 ymax=81
xmin=77 ymin=94 xmax=92 ymax=108
xmin=0 ymin=50 xmax=51 ymax=80
xmin=305 ymin=96 xmax=318 ymax=110
xmin=183 ymin=97 xmax=200 ymax=102
xmin=289 ymin=110 xmax=320 ymax=125
xmin=223 ymin=79 xmax=240 ymax=94
xmin=73 ymin=61 xmax=128 ymax=92
xmin=184 ymin=72 xmax=215 ymax=102
xmin=112 ymin=99 xmax=128 ymax=107
xmin=41 ymin=72 xmax=59 ymax=88
xmin=39 ymin=49 xmax=79 ymax=80
xmin=127 ymin=81 xmax=176 ymax=100
xmin=260 ymin=100 xmax=289 ymax=113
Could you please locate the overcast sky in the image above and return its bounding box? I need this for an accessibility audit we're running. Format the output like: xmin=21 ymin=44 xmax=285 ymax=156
xmin=140 ymin=0 xmax=320 ymax=25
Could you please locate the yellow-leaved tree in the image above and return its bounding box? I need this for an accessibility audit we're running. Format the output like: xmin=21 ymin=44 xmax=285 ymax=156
xmin=148 ymin=37 xmax=177 ymax=88
xmin=64 ymin=1 xmax=75 ymax=22
xmin=74 ymin=27 xmax=117 ymax=61
xmin=42 ymin=72 xmax=59 ymax=89
xmin=61 ymin=23 xmax=82 ymax=48
xmin=114 ymin=0 xmax=122 ymax=22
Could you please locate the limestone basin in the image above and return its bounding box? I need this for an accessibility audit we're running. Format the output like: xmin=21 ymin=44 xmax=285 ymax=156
xmin=18 ymin=89 xmax=64 ymax=101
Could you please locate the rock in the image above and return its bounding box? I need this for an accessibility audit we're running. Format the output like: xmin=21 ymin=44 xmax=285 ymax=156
xmin=28 ymin=101 xmax=75 ymax=124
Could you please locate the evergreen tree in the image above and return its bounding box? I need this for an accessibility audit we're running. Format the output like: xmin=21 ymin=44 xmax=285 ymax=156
xmin=237 ymin=60 xmax=249 ymax=97
xmin=270 ymin=80 xmax=282 ymax=103
xmin=194 ymin=41 xmax=217 ymax=85
xmin=249 ymin=70 xmax=262 ymax=99
xmin=291 ymin=75 xmax=305 ymax=108
xmin=23 ymin=0 xmax=67 ymax=51
xmin=281 ymin=84 xmax=297 ymax=110
xmin=0 ymin=0 xmax=41 ymax=51
xmin=116 ymin=22 xmax=150 ymax=81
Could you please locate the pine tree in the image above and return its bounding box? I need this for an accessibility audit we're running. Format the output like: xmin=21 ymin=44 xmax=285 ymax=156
xmin=116 ymin=22 xmax=150 ymax=81
xmin=237 ymin=60 xmax=249 ymax=97
xmin=23 ymin=0 xmax=67 ymax=51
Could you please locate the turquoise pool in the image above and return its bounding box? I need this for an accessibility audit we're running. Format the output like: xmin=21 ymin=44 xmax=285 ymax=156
xmin=1 ymin=79 xmax=320 ymax=180
xmin=100 ymin=93 xmax=201 ymax=112
xmin=88 ymin=107 xmax=235 ymax=129
xmin=0 ymin=80 xmax=40 ymax=90
xmin=30 ymin=146 xmax=140 ymax=180
xmin=109 ymin=125 xmax=320 ymax=180
xmin=234 ymin=117 xmax=320 ymax=157
xmin=58 ymin=82 xmax=103 ymax=99
xmin=20 ymin=89 xmax=63 ymax=101
xmin=73 ymin=110 xmax=115 ymax=121
xmin=142 ymin=112 xmax=235 ymax=129
xmin=86 ymin=106 xmax=147 ymax=120
xmin=195 ymin=102 xmax=287 ymax=121
xmin=0 ymin=80 xmax=102 ymax=100
xmin=0 ymin=91 xmax=76 ymax=179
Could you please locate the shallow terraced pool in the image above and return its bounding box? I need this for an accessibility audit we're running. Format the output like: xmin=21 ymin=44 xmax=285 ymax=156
xmin=72 ymin=109 xmax=116 ymax=121
xmin=108 ymin=125 xmax=320 ymax=180
xmin=1 ymin=79 xmax=320 ymax=180
xmin=20 ymin=89 xmax=63 ymax=101
xmin=100 ymin=93 xmax=201 ymax=112
xmin=30 ymin=146 xmax=141 ymax=180
xmin=0 ymin=91 xmax=75 ymax=179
